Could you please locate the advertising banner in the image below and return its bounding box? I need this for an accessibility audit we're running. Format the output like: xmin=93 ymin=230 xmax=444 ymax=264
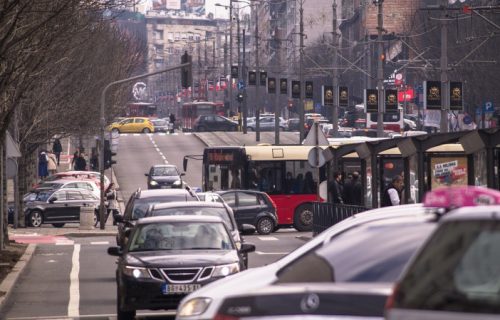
xmin=280 ymin=78 xmax=287 ymax=94
xmin=339 ymin=86 xmax=349 ymax=106
xmin=424 ymin=80 xmax=442 ymax=110
xmin=431 ymin=157 xmax=468 ymax=189
xmin=365 ymin=89 xmax=378 ymax=113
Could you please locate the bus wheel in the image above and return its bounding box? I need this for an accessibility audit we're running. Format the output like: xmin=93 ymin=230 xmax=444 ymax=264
xmin=293 ymin=204 xmax=313 ymax=232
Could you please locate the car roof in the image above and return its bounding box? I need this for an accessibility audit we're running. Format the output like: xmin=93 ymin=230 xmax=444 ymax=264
xmin=44 ymin=179 xmax=95 ymax=184
xmin=137 ymin=215 xmax=224 ymax=225
xmin=152 ymin=201 xmax=225 ymax=210
xmin=135 ymin=188 xmax=194 ymax=198
xmin=441 ymin=205 xmax=500 ymax=221
xmin=216 ymin=189 xmax=265 ymax=195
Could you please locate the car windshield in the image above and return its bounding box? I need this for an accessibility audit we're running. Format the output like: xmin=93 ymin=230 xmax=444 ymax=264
xmin=128 ymin=221 xmax=234 ymax=252
xmin=276 ymin=220 xmax=435 ymax=283
xmin=152 ymin=167 xmax=178 ymax=176
xmin=132 ymin=195 xmax=197 ymax=219
xmin=24 ymin=190 xmax=54 ymax=202
xmin=149 ymin=207 xmax=233 ymax=230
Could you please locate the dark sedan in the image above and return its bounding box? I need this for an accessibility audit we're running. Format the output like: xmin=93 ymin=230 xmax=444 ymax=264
xmin=193 ymin=115 xmax=238 ymax=132
xmin=145 ymin=164 xmax=183 ymax=189
xmin=108 ymin=215 xmax=255 ymax=319
xmin=23 ymin=188 xmax=99 ymax=227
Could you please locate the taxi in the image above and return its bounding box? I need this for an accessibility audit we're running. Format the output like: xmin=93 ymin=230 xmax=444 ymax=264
xmin=108 ymin=117 xmax=154 ymax=134
xmin=386 ymin=186 xmax=500 ymax=320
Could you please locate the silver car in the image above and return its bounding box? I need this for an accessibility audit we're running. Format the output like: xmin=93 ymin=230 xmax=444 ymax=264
xmin=247 ymin=116 xmax=287 ymax=131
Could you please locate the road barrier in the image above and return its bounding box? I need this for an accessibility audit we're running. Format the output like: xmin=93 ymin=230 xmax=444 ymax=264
xmin=79 ymin=206 xmax=95 ymax=230
xmin=312 ymin=202 xmax=368 ymax=236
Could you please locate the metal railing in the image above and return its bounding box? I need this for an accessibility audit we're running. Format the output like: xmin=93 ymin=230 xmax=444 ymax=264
xmin=312 ymin=202 xmax=368 ymax=236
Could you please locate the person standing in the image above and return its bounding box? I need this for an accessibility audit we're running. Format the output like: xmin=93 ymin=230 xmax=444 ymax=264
xmin=169 ymin=113 xmax=176 ymax=133
xmin=71 ymin=148 xmax=80 ymax=170
xmin=329 ymin=171 xmax=344 ymax=204
xmin=74 ymin=152 xmax=87 ymax=171
xmin=47 ymin=151 xmax=58 ymax=175
xmin=38 ymin=151 xmax=49 ymax=180
xmin=381 ymin=175 xmax=404 ymax=207
xmin=52 ymin=138 xmax=63 ymax=166
xmin=100 ymin=183 xmax=119 ymax=226
xmin=343 ymin=171 xmax=363 ymax=206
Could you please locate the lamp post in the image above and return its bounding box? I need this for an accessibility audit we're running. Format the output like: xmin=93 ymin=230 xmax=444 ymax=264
xmin=374 ymin=0 xmax=385 ymax=138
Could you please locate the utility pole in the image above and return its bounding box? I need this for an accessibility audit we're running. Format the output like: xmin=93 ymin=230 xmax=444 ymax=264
xmin=237 ymin=10 xmax=242 ymax=128
xmin=332 ymin=1 xmax=339 ymax=137
xmin=229 ymin=0 xmax=234 ymax=115
xmin=440 ymin=0 xmax=449 ymax=133
xmin=255 ymin=5 xmax=261 ymax=141
xmin=243 ymin=29 xmax=248 ymax=134
xmin=224 ymin=33 xmax=228 ymax=108
xmin=376 ymin=0 xmax=385 ymax=138
xmin=299 ymin=0 xmax=305 ymax=143
xmin=274 ymin=36 xmax=281 ymax=145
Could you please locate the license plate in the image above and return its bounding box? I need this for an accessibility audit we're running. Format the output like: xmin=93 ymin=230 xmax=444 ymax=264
xmin=161 ymin=283 xmax=201 ymax=294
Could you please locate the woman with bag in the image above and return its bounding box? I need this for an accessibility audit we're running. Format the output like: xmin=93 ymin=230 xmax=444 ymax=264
xmin=103 ymin=183 xmax=120 ymax=226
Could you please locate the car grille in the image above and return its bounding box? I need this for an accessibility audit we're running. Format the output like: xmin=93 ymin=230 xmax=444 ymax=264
xmin=161 ymin=268 xmax=201 ymax=283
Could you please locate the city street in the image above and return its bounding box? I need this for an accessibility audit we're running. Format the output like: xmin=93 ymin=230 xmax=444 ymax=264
xmin=0 ymin=132 xmax=309 ymax=320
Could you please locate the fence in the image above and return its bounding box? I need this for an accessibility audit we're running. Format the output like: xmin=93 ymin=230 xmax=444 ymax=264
xmin=312 ymin=202 xmax=368 ymax=236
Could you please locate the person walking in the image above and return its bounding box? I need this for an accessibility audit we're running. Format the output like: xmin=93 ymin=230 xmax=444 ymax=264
xmin=169 ymin=113 xmax=176 ymax=133
xmin=71 ymin=148 xmax=80 ymax=170
xmin=47 ymin=151 xmax=58 ymax=175
xmin=343 ymin=171 xmax=363 ymax=206
xmin=74 ymin=152 xmax=87 ymax=171
xmin=38 ymin=151 xmax=49 ymax=180
xmin=52 ymin=138 xmax=63 ymax=166
xmin=100 ymin=183 xmax=120 ymax=226
xmin=381 ymin=175 xmax=404 ymax=207
xmin=329 ymin=171 xmax=344 ymax=204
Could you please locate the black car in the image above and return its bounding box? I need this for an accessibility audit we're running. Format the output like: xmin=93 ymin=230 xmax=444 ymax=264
xmin=115 ymin=188 xmax=199 ymax=248
xmin=216 ymin=190 xmax=277 ymax=235
xmin=216 ymin=282 xmax=392 ymax=319
xmin=108 ymin=215 xmax=255 ymax=319
xmin=145 ymin=164 xmax=183 ymax=189
xmin=193 ymin=115 xmax=238 ymax=132
xmin=22 ymin=188 xmax=99 ymax=227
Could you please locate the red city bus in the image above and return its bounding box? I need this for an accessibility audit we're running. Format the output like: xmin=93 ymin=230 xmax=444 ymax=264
xmin=181 ymin=101 xmax=226 ymax=131
xmin=126 ymin=102 xmax=158 ymax=117
xmin=202 ymin=146 xmax=327 ymax=231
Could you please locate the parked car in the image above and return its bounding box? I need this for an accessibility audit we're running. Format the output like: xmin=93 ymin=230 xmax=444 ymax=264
xmin=150 ymin=119 xmax=170 ymax=132
xmin=41 ymin=170 xmax=110 ymax=189
xmin=108 ymin=215 xmax=256 ymax=319
xmin=23 ymin=188 xmax=99 ymax=227
xmin=108 ymin=117 xmax=155 ymax=134
xmin=193 ymin=115 xmax=238 ymax=132
xmin=37 ymin=179 xmax=101 ymax=199
xmin=247 ymin=116 xmax=287 ymax=131
xmin=216 ymin=190 xmax=278 ymax=235
xmin=386 ymin=186 xmax=500 ymax=320
xmin=175 ymin=204 xmax=431 ymax=320
xmin=115 ymin=188 xmax=199 ymax=248
xmin=145 ymin=164 xmax=183 ymax=189
xmin=196 ymin=192 xmax=225 ymax=204
xmin=286 ymin=118 xmax=300 ymax=131
xmin=215 ymin=282 xmax=392 ymax=320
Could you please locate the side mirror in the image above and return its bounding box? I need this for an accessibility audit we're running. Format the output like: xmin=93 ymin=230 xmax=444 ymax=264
xmin=49 ymin=197 xmax=57 ymax=203
xmin=240 ymin=243 xmax=256 ymax=254
xmin=107 ymin=247 xmax=122 ymax=256
xmin=144 ymin=173 xmax=149 ymax=177
xmin=115 ymin=215 xmax=124 ymax=223
xmin=183 ymin=157 xmax=188 ymax=172
xmin=239 ymin=224 xmax=256 ymax=235
xmin=180 ymin=173 xmax=186 ymax=177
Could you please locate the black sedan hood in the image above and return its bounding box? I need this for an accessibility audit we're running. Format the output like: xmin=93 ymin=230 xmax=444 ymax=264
xmin=151 ymin=176 xmax=180 ymax=183
xmin=127 ymin=250 xmax=238 ymax=267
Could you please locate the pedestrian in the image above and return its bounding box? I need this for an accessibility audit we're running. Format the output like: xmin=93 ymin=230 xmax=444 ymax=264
xmin=343 ymin=171 xmax=363 ymax=206
xmin=169 ymin=113 xmax=176 ymax=133
xmin=74 ymin=152 xmax=87 ymax=171
xmin=52 ymin=138 xmax=63 ymax=166
xmin=302 ymin=171 xmax=316 ymax=194
xmin=329 ymin=171 xmax=344 ymax=204
xmin=381 ymin=175 xmax=404 ymax=207
xmin=90 ymin=148 xmax=98 ymax=171
xmin=47 ymin=151 xmax=58 ymax=175
xmin=71 ymin=148 xmax=80 ymax=170
xmin=99 ymin=183 xmax=120 ymax=226
xmin=38 ymin=151 xmax=49 ymax=180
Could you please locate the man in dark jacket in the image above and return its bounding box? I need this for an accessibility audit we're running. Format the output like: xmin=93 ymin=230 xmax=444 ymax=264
xmin=381 ymin=175 xmax=404 ymax=207
xmin=329 ymin=171 xmax=344 ymax=204
xmin=52 ymin=138 xmax=63 ymax=166
xmin=343 ymin=171 xmax=363 ymax=206
xmin=74 ymin=153 xmax=87 ymax=171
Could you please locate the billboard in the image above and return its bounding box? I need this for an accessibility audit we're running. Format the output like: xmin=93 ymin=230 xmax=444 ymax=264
xmin=431 ymin=157 xmax=468 ymax=189
xmin=152 ymin=0 xmax=182 ymax=10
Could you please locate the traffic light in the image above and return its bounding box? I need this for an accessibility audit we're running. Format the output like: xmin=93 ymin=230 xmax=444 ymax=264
xmin=181 ymin=51 xmax=192 ymax=89
xmin=104 ymin=140 xmax=116 ymax=170
xmin=236 ymin=92 xmax=244 ymax=103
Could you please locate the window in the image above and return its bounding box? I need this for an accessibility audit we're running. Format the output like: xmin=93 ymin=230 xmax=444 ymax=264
xmin=67 ymin=191 xmax=83 ymax=200
xmin=221 ymin=193 xmax=236 ymax=207
xmin=135 ymin=118 xmax=145 ymax=123
xmin=238 ymin=193 xmax=258 ymax=207
xmin=77 ymin=182 xmax=93 ymax=191
xmin=82 ymin=192 xmax=97 ymax=200
xmin=65 ymin=183 xmax=79 ymax=189
xmin=52 ymin=191 xmax=67 ymax=201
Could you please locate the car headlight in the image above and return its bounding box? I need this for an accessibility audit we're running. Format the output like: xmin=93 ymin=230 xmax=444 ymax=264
xmin=212 ymin=263 xmax=240 ymax=277
xmin=149 ymin=180 xmax=158 ymax=186
xmin=122 ymin=266 xmax=151 ymax=279
xmin=178 ymin=297 xmax=212 ymax=317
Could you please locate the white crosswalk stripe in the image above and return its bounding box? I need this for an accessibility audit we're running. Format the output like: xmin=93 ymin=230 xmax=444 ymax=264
xmin=257 ymin=236 xmax=279 ymax=241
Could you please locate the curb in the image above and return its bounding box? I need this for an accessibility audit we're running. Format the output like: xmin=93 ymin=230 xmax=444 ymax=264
xmin=192 ymin=133 xmax=209 ymax=147
xmin=0 ymin=243 xmax=37 ymax=312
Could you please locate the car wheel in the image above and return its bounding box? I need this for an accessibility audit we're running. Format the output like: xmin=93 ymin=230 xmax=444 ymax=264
xmin=117 ymin=287 xmax=135 ymax=320
xmin=52 ymin=223 xmax=65 ymax=228
xmin=256 ymin=216 xmax=274 ymax=235
xmin=29 ymin=210 xmax=43 ymax=227
xmin=111 ymin=128 xmax=120 ymax=134
xmin=293 ymin=204 xmax=313 ymax=232
xmin=142 ymin=128 xmax=151 ymax=133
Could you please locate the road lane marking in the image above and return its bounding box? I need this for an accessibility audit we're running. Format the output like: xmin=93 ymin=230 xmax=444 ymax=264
xmin=55 ymin=240 xmax=74 ymax=246
xmin=184 ymin=132 xmax=192 ymax=135
xmin=257 ymin=236 xmax=279 ymax=241
xmin=90 ymin=241 xmax=109 ymax=245
xmin=255 ymin=251 xmax=288 ymax=255
xmin=68 ymin=244 xmax=80 ymax=317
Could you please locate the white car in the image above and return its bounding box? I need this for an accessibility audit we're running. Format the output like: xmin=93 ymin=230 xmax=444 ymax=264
xmin=38 ymin=179 xmax=101 ymax=199
xmin=176 ymin=204 xmax=425 ymax=320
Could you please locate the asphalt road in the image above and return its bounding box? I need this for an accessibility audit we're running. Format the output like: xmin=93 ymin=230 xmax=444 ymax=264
xmin=1 ymin=132 xmax=309 ymax=319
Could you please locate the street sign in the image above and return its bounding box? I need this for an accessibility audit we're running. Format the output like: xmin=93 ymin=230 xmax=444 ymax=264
xmin=303 ymin=122 xmax=329 ymax=146
xmin=237 ymin=80 xmax=245 ymax=90
xmin=308 ymin=146 xmax=326 ymax=168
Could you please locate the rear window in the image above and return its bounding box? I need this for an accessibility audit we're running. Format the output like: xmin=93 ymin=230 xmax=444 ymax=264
xmin=132 ymin=194 xmax=197 ymax=219
xmin=276 ymin=221 xmax=435 ymax=283
xmin=394 ymin=220 xmax=500 ymax=314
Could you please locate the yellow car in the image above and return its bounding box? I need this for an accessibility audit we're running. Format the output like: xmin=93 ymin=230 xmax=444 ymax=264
xmin=108 ymin=117 xmax=155 ymax=134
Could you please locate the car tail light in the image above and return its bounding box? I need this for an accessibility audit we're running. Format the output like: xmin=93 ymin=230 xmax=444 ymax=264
xmin=385 ymin=282 xmax=399 ymax=311
xmin=213 ymin=314 xmax=239 ymax=320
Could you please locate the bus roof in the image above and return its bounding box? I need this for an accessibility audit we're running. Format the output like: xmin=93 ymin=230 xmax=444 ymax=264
xmin=244 ymin=145 xmax=326 ymax=161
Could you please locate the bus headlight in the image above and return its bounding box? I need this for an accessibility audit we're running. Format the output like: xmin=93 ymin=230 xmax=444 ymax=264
xmin=212 ymin=263 xmax=240 ymax=277
xmin=178 ymin=297 xmax=212 ymax=317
